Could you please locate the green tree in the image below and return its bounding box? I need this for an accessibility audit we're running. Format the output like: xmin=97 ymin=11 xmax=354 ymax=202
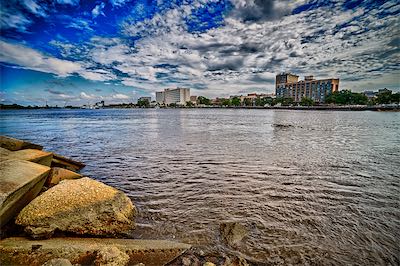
xmin=197 ymin=96 xmax=211 ymax=105
xmin=186 ymin=101 xmax=194 ymax=107
xmin=231 ymin=97 xmax=241 ymax=106
xmin=221 ymin=98 xmax=231 ymax=106
xmin=326 ymin=90 xmax=368 ymax=105
xmin=376 ymin=89 xmax=393 ymax=104
xmin=300 ymin=97 xmax=315 ymax=106
xmin=243 ymin=98 xmax=253 ymax=106
xmin=137 ymin=99 xmax=150 ymax=108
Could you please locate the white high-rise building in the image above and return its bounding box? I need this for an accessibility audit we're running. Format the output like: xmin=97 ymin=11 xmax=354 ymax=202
xmin=156 ymin=88 xmax=190 ymax=105
xmin=156 ymin=91 xmax=165 ymax=104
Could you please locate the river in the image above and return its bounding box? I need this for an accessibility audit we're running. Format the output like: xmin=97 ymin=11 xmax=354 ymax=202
xmin=1 ymin=109 xmax=399 ymax=265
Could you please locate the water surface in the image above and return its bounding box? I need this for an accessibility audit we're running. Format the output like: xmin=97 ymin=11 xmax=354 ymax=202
xmin=1 ymin=109 xmax=399 ymax=265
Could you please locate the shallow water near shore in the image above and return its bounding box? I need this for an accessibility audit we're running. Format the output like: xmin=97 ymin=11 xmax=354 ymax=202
xmin=1 ymin=109 xmax=399 ymax=264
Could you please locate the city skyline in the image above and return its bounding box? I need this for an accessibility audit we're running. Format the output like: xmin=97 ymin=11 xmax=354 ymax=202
xmin=1 ymin=0 xmax=399 ymax=106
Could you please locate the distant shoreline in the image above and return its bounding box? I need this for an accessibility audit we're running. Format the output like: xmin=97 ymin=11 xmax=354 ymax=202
xmin=1 ymin=104 xmax=399 ymax=112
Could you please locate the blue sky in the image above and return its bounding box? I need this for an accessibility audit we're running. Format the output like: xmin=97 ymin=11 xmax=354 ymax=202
xmin=1 ymin=0 xmax=399 ymax=105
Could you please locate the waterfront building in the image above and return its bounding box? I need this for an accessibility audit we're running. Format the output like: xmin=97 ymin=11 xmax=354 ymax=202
xmin=155 ymin=88 xmax=190 ymax=105
xmin=138 ymin=97 xmax=151 ymax=103
xmin=275 ymin=73 xmax=339 ymax=103
xmin=156 ymin=91 xmax=165 ymax=104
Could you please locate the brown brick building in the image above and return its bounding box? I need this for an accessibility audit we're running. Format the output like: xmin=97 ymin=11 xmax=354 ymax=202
xmin=275 ymin=73 xmax=339 ymax=103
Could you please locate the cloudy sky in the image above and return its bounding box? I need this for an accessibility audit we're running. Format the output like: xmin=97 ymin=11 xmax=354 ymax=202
xmin=1 ymin=0 xmax=399 ymax=106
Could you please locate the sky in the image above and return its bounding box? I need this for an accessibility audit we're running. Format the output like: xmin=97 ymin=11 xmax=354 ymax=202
xmin=0 ymin=0 xmax=399 ymax=106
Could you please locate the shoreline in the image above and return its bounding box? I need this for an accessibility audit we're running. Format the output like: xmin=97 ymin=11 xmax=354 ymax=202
xmin=1 ymin=105 xmax=399 ymax=112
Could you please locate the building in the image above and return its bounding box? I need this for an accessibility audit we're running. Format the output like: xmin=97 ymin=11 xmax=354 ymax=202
xmin=156 ymin=91 xmax=165 ymax=104
xmin=275 ymin=73 xmax=339 ymax=103
xmin=156 ymin=88 xmax=190 ymax=105
xmin=138 ymin=97 xmax=151 ymax=103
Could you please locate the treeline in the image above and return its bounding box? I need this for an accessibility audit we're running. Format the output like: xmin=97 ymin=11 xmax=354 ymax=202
xmin=326 ymin=90 xmax=400 ymax=105
xmin=192 ymin=89 xmax=400 ymax=107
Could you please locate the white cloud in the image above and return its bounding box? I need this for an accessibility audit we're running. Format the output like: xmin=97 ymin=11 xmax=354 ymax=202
xmin=0 ymin=10 xmax=32 ymax=31
xmin=23 ymin=0 xmax=47 ymax=17
xmin=0 ymin=40 xmax=82 ymax=77
xmin=92 ymin=3 xmax=106 ymax=18
xmin=112 ymin=93 xmax=130 ymax=99
xmin=80 ymin=92 xmax=97 ymax=99
xmin=56 ymin=0 xmax=80 ymax=5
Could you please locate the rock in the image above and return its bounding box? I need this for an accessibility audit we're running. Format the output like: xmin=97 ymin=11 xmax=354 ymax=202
xmin=220 ymin=222 xmax=248 ymax=247
xmin=45 ymin=167 xmax=82 ymax=187
xmin=0 ymin=147 xmax=53 ymax=167
xmin=204 ymin=262 xmax=216 ymax=266
xmin=51 ymin=153 xmax=85 ymax=171
xmin=0 ymin=160 xmax=50 ymax=228
xmin=223 ymin=256 xmax=250 ymax=266
xmin=0 ymin=136 xmax=43 ymax=151
xmin=42 ymin=258 xmax=72 ymax=266
xmin=0 ymin=237 xmax=191 ymax=266
xmin=94 ymin=246 xmax=129 ymax=266
xmin=16 ymin=177 xmax=136 ymax=239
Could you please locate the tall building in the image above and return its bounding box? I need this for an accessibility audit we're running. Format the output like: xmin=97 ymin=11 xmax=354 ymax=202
xmin=275 ymin=73 xmax=339 ymax=103
xmin=156 ymin=88 xmax=190 ymax=105
xmin=156 ymin=91 xmax=165 ymax=104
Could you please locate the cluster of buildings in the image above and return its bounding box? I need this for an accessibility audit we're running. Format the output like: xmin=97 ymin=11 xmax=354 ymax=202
xmin=143 ymin=73 xmax=342 ymax=106
xmin=275 ymin=73 xmax=339 ymax=103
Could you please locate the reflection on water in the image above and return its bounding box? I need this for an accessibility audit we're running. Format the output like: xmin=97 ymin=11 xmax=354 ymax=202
xmin=1 ymin=109 xmax=399 ymax=264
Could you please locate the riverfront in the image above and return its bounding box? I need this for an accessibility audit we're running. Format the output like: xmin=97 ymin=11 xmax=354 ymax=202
xmin=1 ymin=108 xmax=399 ymax=264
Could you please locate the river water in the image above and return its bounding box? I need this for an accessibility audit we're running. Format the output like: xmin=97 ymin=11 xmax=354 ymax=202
xmin=1 ymin=109 xmax=399 ymax=265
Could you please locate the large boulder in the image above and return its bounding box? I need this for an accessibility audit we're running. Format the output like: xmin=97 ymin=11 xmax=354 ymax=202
xmin=0 ymin=147 xmax=53 ymax=167
xmin=16 ymin=177 xmax=136 ymax=239
xmin=0 ymin=136 xmax=43 ymax=151
xmin=45 ymin=167 xmax=82 ymax=187
xmin=0 ymin=160 xmax=50 ymax=228
xmin=0 ymin=237 xmax=191 ymax=266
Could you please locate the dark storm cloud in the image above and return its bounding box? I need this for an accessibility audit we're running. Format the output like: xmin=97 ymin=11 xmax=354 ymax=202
xmin=229 ymin=0 xmax=292 ymax=22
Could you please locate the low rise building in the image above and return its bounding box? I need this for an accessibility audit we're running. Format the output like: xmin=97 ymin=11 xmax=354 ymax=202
xmin=275 ymin=73 xmax=339 ymax=103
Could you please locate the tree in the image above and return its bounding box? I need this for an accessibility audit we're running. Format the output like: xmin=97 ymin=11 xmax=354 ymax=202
xmin=376 ymin=89 xmax=394 ymax=104
xmin=300 ymin=97 xmax=315 ymax=106
xmin=197 ymin=96 xmax=211 ymax=105
xmin=137 ymin=99 xmax=150 ymax=108
xmin=186 ymin=101 xmax=194 ymax=107
xmin=221 ymin=98 xmax=231 ymax=106
xmin=231 ymin=97 xmax=241 ymax=106
xmin=243 ymin=98 xmax=253 ymax=106
xmin=326 ymin=90 xmax=368 ymax=105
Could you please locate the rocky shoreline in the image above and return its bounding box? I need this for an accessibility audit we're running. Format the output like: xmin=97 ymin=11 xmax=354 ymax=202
xmin=0 ymin=136 xmax=252 ymax=266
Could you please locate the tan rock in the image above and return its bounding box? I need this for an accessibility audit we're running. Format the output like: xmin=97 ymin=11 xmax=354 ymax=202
xmin=220 ymin=222 xmax=248 ymax=247
xmin=0 ymin=136 xmax=43 ymax=151
xmin=94 ymin=246 xmax=130 ymax=266
xmin=42 ymin=258 xmax=72 ymax=266
xmin=16 ymin=177 xmax=136 ymax=239
xmin=0 ymin=237 xmax=191 ymax=266
xmin=51 ymin=153 xmax=85 ymax=171
xmin=204 ymin=262 xmax=216 ymax=266
xmin=0 ymin=160 xmax=50 ymax=227
xmin=45 ymin=167 xmax=82 ymax=187
xmin=0 ymin=147 xmax=53 ymax=167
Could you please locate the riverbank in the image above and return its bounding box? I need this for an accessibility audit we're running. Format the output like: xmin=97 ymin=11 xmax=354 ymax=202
xmin=0 ymin=136 xmax=251 ymax=266
xmin=2 ymin=103 xmax=399 ymax=111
